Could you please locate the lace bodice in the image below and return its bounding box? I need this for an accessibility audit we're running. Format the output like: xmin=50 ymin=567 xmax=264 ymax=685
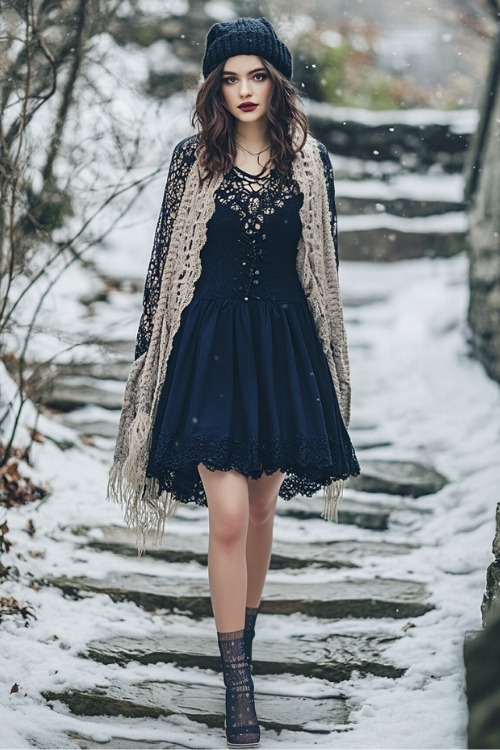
xmin=193 ymin=166 xmax=305 ymax=303
xmin=134 ymin=136 xmax=338 ymax=359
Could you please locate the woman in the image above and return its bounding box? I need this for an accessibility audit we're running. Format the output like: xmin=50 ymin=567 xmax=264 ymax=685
xmin=109 ymin=16 xmax=359 ymax=748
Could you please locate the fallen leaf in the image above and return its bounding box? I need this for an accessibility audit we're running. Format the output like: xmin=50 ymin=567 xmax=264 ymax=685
xmin=29 ymin=549 xmax=46 ymax=559
xmin=0 ymin=597 xmax=36 ymax=623
xmin=28 ymin=428 xmax=45 ymax=444
xmin=402 ymin=622 xmax=416 ymax=632
xmin=10 ymin=683 xmax=19 ymax=694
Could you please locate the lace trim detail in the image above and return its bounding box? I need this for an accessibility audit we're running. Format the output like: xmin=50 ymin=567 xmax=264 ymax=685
xmin=147 ymin=433 xmax=360 ymax=507
xmin=135 ymin=137 xmax=198 ymax=360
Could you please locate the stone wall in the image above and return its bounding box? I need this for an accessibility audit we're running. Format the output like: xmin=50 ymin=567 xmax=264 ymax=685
xmin=467 ymin=24 xmax=500 ymax=384
xmin=464 ymin=502 xmax=500 ymax=749
xmin=481 ymin=502 xmax=500 ymax=628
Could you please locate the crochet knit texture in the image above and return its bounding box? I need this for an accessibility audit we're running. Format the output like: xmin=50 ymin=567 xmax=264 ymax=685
xmin=108 ymin=134 xmax=352 ymax=551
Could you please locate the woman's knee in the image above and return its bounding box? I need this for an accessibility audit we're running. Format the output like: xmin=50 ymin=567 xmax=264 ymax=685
xmin=248 ymin=475 xmax=282 ymax=526
xmin=210 ymin=499 xmax=249 ymax=547
xmin=248 ymin=472 xmax=284 ymax=525
xmin=200 ymin=467 xmax=249 ymax=547
xmin=248 ymin=493 xmax=277 ymax=526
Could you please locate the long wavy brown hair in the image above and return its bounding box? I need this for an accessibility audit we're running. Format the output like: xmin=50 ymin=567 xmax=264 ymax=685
xmin=192 ymin=58 xmax=308 ymax=179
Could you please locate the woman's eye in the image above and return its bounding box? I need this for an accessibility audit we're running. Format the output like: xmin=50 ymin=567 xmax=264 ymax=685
xmin=223 ymin=77 xmax=237 ymax=85
xmin=254 ymin=73 xmax=267 ymax=82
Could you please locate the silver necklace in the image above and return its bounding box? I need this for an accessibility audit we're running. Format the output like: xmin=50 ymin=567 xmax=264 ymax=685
xmin=235 ymin=141 xmax=271 ymax=168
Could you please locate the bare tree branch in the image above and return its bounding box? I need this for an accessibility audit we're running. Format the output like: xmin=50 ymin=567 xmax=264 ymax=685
xmin=41 ymin=0 xmax=87 ymax=185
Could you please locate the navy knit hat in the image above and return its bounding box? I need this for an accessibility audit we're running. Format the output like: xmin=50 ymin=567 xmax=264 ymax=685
xmin=202 ymin=17 xmax=292 ymax=80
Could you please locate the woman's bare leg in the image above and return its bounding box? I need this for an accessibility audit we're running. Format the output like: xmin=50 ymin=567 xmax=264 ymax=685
xmin=245 ymin=471 xmax=284 ymax=608
xmin=198 ymin=465 xmax=250 ymax=633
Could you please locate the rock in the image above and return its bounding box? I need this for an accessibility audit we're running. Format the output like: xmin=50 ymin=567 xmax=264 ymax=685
xmin=464 ymin=611 xmax=500 ymax=749
xmin=53 ymin=361 xmax=131 ymax=381
xmin=80 ymin=524 xmax=413 ymax=568
xmin=64 ymin=419 xmax=119 ymax=440
xmin=277 ymin=495 xmax=391 ymax=530
xmin=44 ymin=680 xmax=350 ymax=732
xmin=307 ymin=101 xmax=474 ymax=173
xmin=68 ymin=736 xmax=176 ymax=750
xmin=337 ymin=195 xmax=465 ymax=219
xmin=481 ymin=502 xmax=500 ymax=628
xmin=347 ymin=459 xmax=447 ymax=497
xmin=46 ymin=573 xmax=433 ymax=619
xmin=339 ymin=224 xmax=466 ymax=262
xmin=83 ymin=525 xmax=357 ymax=569
xmin=84 ymin=630 xmax=405 ymax=682
xmin=40 ymin=377 xmax=125 ymax=411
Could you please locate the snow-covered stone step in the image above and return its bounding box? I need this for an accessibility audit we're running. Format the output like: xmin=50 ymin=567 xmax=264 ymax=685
xmin=338 ymin=197 xmax=465 ymax=219
xmin=277 ymin=495 xmax=391 ymax=530
xmin=47 ymin=573 xmax=433 ymax=619
xmin=339 ymin=211 xmax=467 ymax=261
xmin=43 ymin=680 xmax=350 ymax=733
xmin=173 ymin=494 xmax=397 ymax=530
xmin=347 ymin=459 xmax=447 ymax=498
xmin=67 ymin=737 xmax=170 ymax=750
xmin=61 ymin=405 xmax=121 ymax=439
xmin=83 ymin=629 xmax=406 ymax=682
xmin=336 ymin=174 xmax=464 ymax=217
xmin=307 ymin=101 xmax=476 ymax=172
xmin=50 ymin=360 xmax=131 ymax=382
xmin=41 ymin=376 xmax=125 ymax=411
xmin=68 ymin=736 xmax=169 ymax=750
xmin=80 ymin=524 xmax=415 ymax=569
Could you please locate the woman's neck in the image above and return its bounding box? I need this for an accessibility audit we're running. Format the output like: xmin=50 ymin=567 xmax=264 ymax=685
xmin=234 ymin=121 xmax=270 ymax=152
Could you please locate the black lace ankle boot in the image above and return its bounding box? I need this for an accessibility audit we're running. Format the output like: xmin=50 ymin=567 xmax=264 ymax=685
xmin=244 ymin=607 xmax=259 ymax=667
xmin=218 ymin=629 xmax=260 ymax=749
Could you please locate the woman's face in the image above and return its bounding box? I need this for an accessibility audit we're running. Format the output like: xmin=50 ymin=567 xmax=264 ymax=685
xmin=221 ymin=55 xmax=273 ymax=125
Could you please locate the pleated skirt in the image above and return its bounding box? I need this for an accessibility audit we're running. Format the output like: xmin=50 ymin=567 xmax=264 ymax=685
xmin=147 ymin=296 xmax=360 ymax=505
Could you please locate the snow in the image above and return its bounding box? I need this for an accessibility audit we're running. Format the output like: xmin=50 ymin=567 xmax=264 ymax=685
xmin=306 ymin=99 xmax=479 ymax=132
xmin=1 ymin=249 xmax=499 ymax=749
xmin=340 ymin=211 xmax=468 ymax=233
xmin=336 ymin=173 xmax=464 ymax=203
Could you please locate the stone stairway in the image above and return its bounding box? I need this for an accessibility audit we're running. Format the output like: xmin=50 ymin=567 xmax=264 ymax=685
xmin=40 ymin=460 xmax=444 ymax=746
xmin=34 ymin=256 xmax=452 ymax=747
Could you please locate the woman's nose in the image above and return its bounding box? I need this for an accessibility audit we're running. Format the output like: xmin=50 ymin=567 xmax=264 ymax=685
xmin=239 ymin=78 xmax=252 ymax=97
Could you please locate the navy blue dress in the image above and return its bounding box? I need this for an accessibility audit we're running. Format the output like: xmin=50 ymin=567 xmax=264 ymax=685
xmin=147 ymin=164 xmax=359 ymax=506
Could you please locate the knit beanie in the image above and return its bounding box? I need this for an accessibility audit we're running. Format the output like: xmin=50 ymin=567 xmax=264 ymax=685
xmin=202 ymin=17 xmax=292 ymax=80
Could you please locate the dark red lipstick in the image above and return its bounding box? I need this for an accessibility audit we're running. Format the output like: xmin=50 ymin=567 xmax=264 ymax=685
xmin=238 ymin=103 xmax=258 ymax=112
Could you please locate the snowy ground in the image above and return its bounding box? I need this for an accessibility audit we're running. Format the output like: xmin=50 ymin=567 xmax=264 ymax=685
xmin=1 ymin=244 xmax=500 ymax=748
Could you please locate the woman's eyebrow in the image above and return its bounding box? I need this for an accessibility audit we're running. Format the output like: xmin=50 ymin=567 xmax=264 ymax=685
xmin=222 ymin=68 xmax=267 ymax=76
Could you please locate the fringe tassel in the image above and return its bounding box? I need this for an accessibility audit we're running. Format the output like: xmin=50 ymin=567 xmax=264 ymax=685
xmin=108 ymin=465 xmax=179 ymax=555
xmin=322 ymin=479 xmax=344 ymax=522
xmin=107 ymin=412 xmax=179 ymax=555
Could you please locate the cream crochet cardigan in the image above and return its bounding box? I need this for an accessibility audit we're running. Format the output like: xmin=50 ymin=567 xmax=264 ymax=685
xmin=108 ymin=134 xmax=352 ymax=550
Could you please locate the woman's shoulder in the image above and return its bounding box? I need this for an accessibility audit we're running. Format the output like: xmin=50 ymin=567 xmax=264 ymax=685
xmin=295 ymin=135 xmax=333 ymax=183
xmin=171 ymin=134 xmax=199 ymax=163
xmin=302 ymin=134 xmax=331 ymax=165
